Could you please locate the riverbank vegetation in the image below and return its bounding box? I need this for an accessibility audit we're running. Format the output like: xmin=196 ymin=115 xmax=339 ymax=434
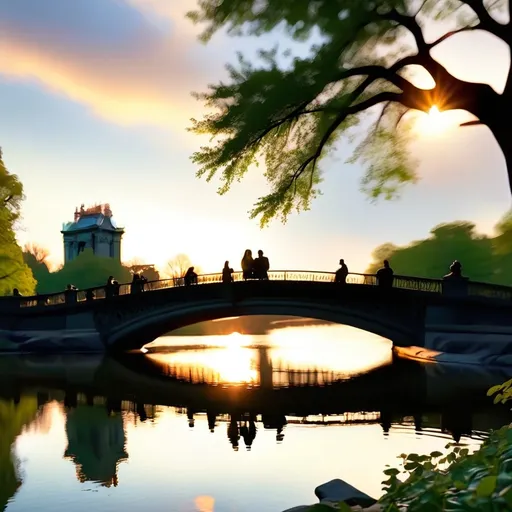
xmin=0 ymin=151 xmax=36 ymax=296
xmin=366 ymin=216 xmax=512 ymax=285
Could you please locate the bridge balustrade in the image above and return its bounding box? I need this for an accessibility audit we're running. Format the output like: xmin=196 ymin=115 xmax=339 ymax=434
xmin=3 ymin=270 xmax=512 ymax=310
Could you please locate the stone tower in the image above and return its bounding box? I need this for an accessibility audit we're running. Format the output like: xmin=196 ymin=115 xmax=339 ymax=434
xmin=61 ymin=204 xmax=124 ymax=264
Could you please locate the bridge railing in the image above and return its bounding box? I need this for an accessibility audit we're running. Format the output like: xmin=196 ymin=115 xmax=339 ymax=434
xmin=4 ymin=270 xmax=511 ymax=309
xmin=467 ymin=281 xmax=512 ymax=301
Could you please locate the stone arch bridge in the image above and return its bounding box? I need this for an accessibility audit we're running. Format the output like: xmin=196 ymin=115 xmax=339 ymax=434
xmin=0 ymin=271 xmax=512 ymax=353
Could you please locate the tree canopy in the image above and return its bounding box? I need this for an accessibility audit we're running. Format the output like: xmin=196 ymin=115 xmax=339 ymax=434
xmin=189 ymin=0 xmax=511 ymax=225
xmin=0 ymin=152 xmax=36 ymax=296
xmin=366 ymin=214 xmax=512 ymax=284
xmin=29 ymin=249 xmax=132 ymax=294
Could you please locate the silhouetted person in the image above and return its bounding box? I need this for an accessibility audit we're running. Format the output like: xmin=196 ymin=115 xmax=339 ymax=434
xmin=443 ymin=260 xmax=465 ymax=280
xmin=139 ymin=274 xmax=148 ymax=291
xmin=376 ymin=260 xmax=394 ymax=288
xmin=207 ymin=410 xmax=217 ymax=432
xmin=106 ymin=276 xmax=120 ymax=295
xmin=241 ymin=415 xmax=257 ymax=450
xmin=380 ymin=409 xmax=392 ymax=435
xmin=65 ymin=284 xmax=78 ymax=304
xmin=184 ymin=267 xmax=198 ymax=286
xmin=335 ymin=258 xmax=349 ymax=284
xmin=12 ymin=288 xmax=22 ymax=297
xmin=241 ymin=249 xmax=254 ymax=280
xmin=253 ymin=250 xmax=270 ymax=280
xmin=222 ymin=261 xmax=234 ymax=283
xmin=187 ymin=408 xmax=195 ymax=428
xmin=442 ymin=260 xmax=469 ymax=297
xmin=130 ymin=273 xmax=142 ymax=294
xmin=137 ymin=403 xmax=148 ymax=422
xmin=227 ymin=416 xmax=240 ymax=451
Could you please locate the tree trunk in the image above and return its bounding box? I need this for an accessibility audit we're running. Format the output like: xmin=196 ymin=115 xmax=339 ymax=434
xmin=487 ymin=118 xmax=512 ymax=197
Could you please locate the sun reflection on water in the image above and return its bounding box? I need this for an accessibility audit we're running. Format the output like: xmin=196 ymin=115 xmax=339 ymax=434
xmin=147 ymin=324 xmax=393 ymax=386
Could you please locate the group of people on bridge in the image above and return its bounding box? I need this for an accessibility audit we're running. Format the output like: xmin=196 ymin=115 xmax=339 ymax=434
xmin=10 ymin=250 xmax=467 ymax=300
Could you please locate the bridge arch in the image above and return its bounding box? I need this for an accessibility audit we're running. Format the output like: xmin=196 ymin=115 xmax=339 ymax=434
xmin=103 ymin=281 xmax=426 ymax=351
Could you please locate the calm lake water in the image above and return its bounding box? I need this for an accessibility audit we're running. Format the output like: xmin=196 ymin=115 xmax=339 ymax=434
xmin=1 ymin=324 xmax=511 ymax=512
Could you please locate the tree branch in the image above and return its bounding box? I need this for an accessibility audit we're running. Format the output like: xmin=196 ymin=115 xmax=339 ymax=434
xmin=459 ymin=0 xmax=508 ymax=39
xmin=383 ymin=9 xmax=428 ymax=52
xmin=378 ymin=9 xmax=499 ymax=117
xmin=427 ymin=24 xmax=481 ymax=48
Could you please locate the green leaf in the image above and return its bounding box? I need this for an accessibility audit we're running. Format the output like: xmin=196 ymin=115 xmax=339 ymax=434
xmin=430 ymin=451 xmax=443 ymax=458
xmin=476 ymin=476 xmax=497 ymax=498
xmin=487 ymin=384 xmax=503 ymax=396
xmin=338 ymin=503 xmax=353 ymax=512
xmin=494 ymin=393 xmax=504 ymax=405
xmin=500 ymin=485 xmax=512 ymax=507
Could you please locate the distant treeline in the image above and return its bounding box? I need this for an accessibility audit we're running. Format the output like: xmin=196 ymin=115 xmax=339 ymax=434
xmin=366 ymin=214 xmax=512 ymax=285
xmin=23 ymin=248 xmax=159 ymax=295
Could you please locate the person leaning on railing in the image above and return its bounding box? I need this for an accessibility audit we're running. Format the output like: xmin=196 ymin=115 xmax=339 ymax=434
xmin=335 ymin=259 xmax=349 ymax=284
xmin=222 ymin=261 xmax=234 ymax=283
xmin=184 ymin=267 xmax=198 ymax=286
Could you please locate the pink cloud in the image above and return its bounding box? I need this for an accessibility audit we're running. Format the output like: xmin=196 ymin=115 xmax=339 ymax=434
xmin=0 ymin=0 xmax=224 ymax=128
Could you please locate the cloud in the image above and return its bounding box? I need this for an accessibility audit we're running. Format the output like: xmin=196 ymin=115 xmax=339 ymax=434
xmin=0 ymin=0 xmax=223 ymax=128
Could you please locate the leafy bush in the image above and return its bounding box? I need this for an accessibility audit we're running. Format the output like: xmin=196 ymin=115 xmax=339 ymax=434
xmin=378 ymin=379 xmax=512 ymax=511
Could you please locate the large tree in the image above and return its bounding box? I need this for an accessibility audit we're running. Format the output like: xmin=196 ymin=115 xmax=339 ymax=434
xmin=0 ymin=152 xmax=36 ymax=295
xmin=189 ymin=0 xmax=510 ymax=225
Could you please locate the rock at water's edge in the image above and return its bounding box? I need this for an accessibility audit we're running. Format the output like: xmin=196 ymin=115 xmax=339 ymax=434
xmin=315 ymin=479 xmax=377 ymax=508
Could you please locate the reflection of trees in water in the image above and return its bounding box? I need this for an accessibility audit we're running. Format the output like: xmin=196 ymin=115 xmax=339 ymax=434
xmin=64 ymin=405 xmax=128 ymax=487
xmin=0 ymin=397 xmax=40 ymax=511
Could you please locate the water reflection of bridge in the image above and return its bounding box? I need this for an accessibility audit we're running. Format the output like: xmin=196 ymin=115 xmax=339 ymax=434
xmin=157 ymin=358 xmax=349 ymax=388
xmin=65 ymin=394 xmax=495 ymax=447
xmin=0 ymin=392 xmax=496 ymax=507
xmin=0 ymin=356 xmax=507 ymax=503
xmin=148 ymin=344 xmax=395 ymax=388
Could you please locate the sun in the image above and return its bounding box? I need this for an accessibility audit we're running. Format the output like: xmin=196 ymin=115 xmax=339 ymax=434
xmin=416 ymin=105 xmax=452 ymax=135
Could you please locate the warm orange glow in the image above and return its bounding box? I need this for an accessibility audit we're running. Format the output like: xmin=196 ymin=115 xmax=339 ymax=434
xmin=148 ymin=347 xmax=259 ymax=386
xmin=267 ymin=325 xmax=392 ymax=377
xmin=194 ymin=495 xmax=215 ymax=512
xmin=147 ymin=325 xmax=393 ymax=386
xmin=416 ymin=105 xmax=453 ymax=135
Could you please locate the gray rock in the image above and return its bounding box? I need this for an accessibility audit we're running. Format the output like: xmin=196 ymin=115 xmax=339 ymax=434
xmin=315 ymin=479 xmax=377 ymax=508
